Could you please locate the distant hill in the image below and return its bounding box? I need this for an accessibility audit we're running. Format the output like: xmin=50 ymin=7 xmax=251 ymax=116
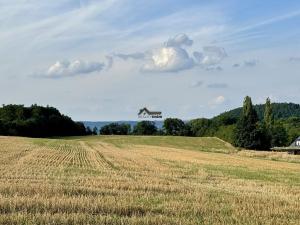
xmin=82 ymin=121 xmax=164 ymax=130
xmin=216 ymin=103 xmax=300 ymax=121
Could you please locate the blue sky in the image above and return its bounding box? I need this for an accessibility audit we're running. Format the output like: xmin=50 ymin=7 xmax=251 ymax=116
xmin=1 ymin=0 xmax=300 ymax=120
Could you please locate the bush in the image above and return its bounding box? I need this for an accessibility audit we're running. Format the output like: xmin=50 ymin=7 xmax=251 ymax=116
xmin=163 ymin=118 xmax=185 ymax=136
xmin=214 ymin=125 xmax=236 ymax=144
xmin=133 ymin=121 xmax=157 ymax=135
xmin=100 ymin=123 xmax=131 ymax=135
xmin=270 ymin=123 xmax=288 ymax=147
xmin=188 ymin=118 xmax=216 ymax=137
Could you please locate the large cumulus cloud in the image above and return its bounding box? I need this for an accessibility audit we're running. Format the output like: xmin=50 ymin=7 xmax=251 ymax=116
xmin=116 ymin=34 xmax=227 ymax=73
xmin=142 ymin=47 xmax=194 ymax=73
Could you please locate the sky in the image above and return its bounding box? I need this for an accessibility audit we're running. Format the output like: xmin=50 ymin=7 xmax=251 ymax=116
xmin=1 ymin=0 xmax=300 ymax=121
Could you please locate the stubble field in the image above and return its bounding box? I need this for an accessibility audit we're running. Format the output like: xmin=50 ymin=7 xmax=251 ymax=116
xmin=0 ymin=135 xmax=299 ymax=225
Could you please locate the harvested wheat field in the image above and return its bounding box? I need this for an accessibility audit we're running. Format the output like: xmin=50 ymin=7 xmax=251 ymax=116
xmin=0 ymin=135 xmax=299 ymax=225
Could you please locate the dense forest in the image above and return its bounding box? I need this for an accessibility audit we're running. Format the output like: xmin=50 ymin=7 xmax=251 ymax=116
xmin=0 ymin=105 xmax=87 ymax=137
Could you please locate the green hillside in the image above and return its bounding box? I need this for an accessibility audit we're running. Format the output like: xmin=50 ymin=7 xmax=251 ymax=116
xmin=216 ymin=103 xmax=300 ymax=121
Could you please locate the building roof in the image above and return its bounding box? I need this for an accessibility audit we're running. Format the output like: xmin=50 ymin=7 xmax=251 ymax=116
xmin=289 ymin=136 xmax=300 ymax=147
xmin=272 ymin=136 xmax=300 ymax=151
xmin=138 ymin=108 xmax=150 ymax=115
xmin=138 ymin=107 xmax=162 ymax=115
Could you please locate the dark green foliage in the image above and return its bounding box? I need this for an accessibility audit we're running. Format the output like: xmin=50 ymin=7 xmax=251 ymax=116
xmin=100 ymin=123 xmax=131 ymax=135
xmin=161 ymin=116 xmax=235 ymax=143
xmin=0 ymin=104 xmax=87 ymax=137
xmin=86 ymin=126 xmax=93 ymax=135
xmin=262 ymin=98 xmax=288 ymax=148
xmin=214 ymin=125 xmax=236 ymax=144
xmin=133 ymin=121 xmax=157 ymax=135
xmin=280 ymin=117 xmax=300 ymax=144
xmin=213 ymin=114 xmax=237 ymax=126
xmin=189 ymin=118 xmax=217 ymax=137
xmin=270 ymin=122 xmax=288 ymax=147
xmin=163 ymin=118 xmax=185 ymax=136
xmin=233 ymin=96 xmax=265 ymax=149
xmin=182 ymin=123 xmax=193 ymax=136
xmin=92 ymin=127 xmax=98 ymax=135
xmin=156 ymin=129 xmax=165 ymax=136
xmin=264 ymin=97 xmax=274 ymax=129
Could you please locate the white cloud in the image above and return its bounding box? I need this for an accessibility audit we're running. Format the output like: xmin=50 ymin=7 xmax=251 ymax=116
xmin=44 ymin=60 xmax=104 ymax=78
xmin=113 ymin=34 xmax=196 ymax=73
xmin=193 ymin=46 xmax=227 ymax=67
xmin=213 ymin=95 xmax=225 ymax=105
xmin=165 ymin=33 xmax=193 ymax=47
xmin=142 ymin=47 xmax=194 ymax=72
xmin=33 ymin=34 xmax=228 ymax=77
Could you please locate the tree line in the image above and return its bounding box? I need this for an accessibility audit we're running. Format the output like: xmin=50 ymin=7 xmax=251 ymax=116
xmin=1 ymin=98 xmax=297 ymax=149
xmin=0 ymin=104 xmax=88 ymax=137
xmin=100 ymin=96 xmax=293 ymax=150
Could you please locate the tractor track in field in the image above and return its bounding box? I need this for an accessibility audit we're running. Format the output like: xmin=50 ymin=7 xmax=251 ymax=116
xmin=80 ymin=141 xmax=119 ymax=171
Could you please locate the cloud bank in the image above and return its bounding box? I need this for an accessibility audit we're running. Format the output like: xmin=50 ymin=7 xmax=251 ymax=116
xmin=36 ymin=34 xmax=227 ymax=77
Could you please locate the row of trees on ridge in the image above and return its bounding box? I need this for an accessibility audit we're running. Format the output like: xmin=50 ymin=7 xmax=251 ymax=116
xmin=100 ymin=96 xmax=290 ymax=150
